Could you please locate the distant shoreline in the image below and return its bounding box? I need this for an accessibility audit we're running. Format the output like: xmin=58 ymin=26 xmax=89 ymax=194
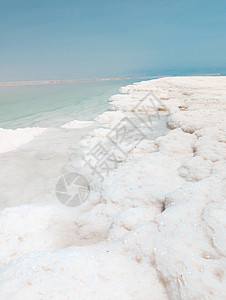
xmin=0 ymin=76 xmax=163 ymax=86
xmin=0 ymin=74 xmax=221 ymax=86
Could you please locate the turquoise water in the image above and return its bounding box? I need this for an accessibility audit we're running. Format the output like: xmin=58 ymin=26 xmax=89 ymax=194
xmin=0 ymin=79 xmax=137 ymax=129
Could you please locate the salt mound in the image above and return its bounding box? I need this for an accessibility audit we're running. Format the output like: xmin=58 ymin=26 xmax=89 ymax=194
xmin=61 ymin=120 xmax=94 ymax=128
xmin=0 ymin=204 xmax=82 ymax=268
xmin=0 ymin=243 xmax=168 ymax=300
xmin=95 ymin=110 xmax=126 ymax=123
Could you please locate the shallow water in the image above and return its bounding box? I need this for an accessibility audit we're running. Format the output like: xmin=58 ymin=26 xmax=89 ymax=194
xmin=0 ymin=79 xmax=138 ymax=129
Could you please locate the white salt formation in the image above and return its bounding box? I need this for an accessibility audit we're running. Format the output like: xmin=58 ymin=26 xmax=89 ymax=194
xmin=0 ymin=127 xmax=46 ymax=154
xmin=0 ymin=76 xmax=225 ymax=299
xmin=61 ymin=119 xmax=94 ymax=128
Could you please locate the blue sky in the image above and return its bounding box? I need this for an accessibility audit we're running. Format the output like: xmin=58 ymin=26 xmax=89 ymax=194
xmin=0 ymin=0 xmax=226 ymax=81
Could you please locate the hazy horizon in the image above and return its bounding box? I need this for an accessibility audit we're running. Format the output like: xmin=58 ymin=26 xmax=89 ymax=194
xmin=1 ymin=0 xmax=226 ymax=82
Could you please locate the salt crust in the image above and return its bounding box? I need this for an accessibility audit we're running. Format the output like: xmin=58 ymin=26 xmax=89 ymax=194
xmin=0 ymin=127 xmax=46 ymax=154
xmin=0 ymin=77 xmax=225 ymax=299
xmin=61 ymin=120 xmax=94 ymax=129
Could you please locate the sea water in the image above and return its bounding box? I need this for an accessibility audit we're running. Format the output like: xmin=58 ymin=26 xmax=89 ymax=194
xmin=0 ymin=79 xmax=137 ymax=129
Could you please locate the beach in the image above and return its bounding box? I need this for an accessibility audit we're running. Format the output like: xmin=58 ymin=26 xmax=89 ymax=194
xmin=0 ymin=76 xmax=225 ymax=299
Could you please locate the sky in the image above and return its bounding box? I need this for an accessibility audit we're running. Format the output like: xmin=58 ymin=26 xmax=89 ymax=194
xmin=0 ymin=0 xmax=226 ymax=81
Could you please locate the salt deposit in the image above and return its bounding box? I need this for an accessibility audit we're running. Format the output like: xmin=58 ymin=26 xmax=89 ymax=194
xmin=0 ymin=76 xmax=225 ymax=299
xmin=61 ymin=120 xmax=94 ymax=129
xmin=0 ymin=127 xmax=46 ymax=154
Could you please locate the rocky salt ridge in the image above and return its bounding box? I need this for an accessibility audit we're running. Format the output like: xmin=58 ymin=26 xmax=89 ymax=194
xmin=0 ymin=76 xmax=225 ymax=299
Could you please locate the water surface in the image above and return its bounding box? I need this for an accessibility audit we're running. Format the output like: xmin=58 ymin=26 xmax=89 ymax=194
xmin=0 ymin=79 xmax=137 ymax=129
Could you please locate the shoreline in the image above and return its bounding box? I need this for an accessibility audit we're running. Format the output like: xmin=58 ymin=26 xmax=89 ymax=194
xmin=0 ymin=73 xmax=221 ymax=86
xmin=0 ymin=76 xmax=163 ymax=86
xmin=0 ymin=76 xmax=225 ymax=299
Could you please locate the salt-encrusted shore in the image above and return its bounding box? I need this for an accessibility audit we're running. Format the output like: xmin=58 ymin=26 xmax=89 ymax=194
xmin=0 ymin=77 xmax=225 ymax=299
xmin=0 ymin=127 xmax=46 ymax=154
